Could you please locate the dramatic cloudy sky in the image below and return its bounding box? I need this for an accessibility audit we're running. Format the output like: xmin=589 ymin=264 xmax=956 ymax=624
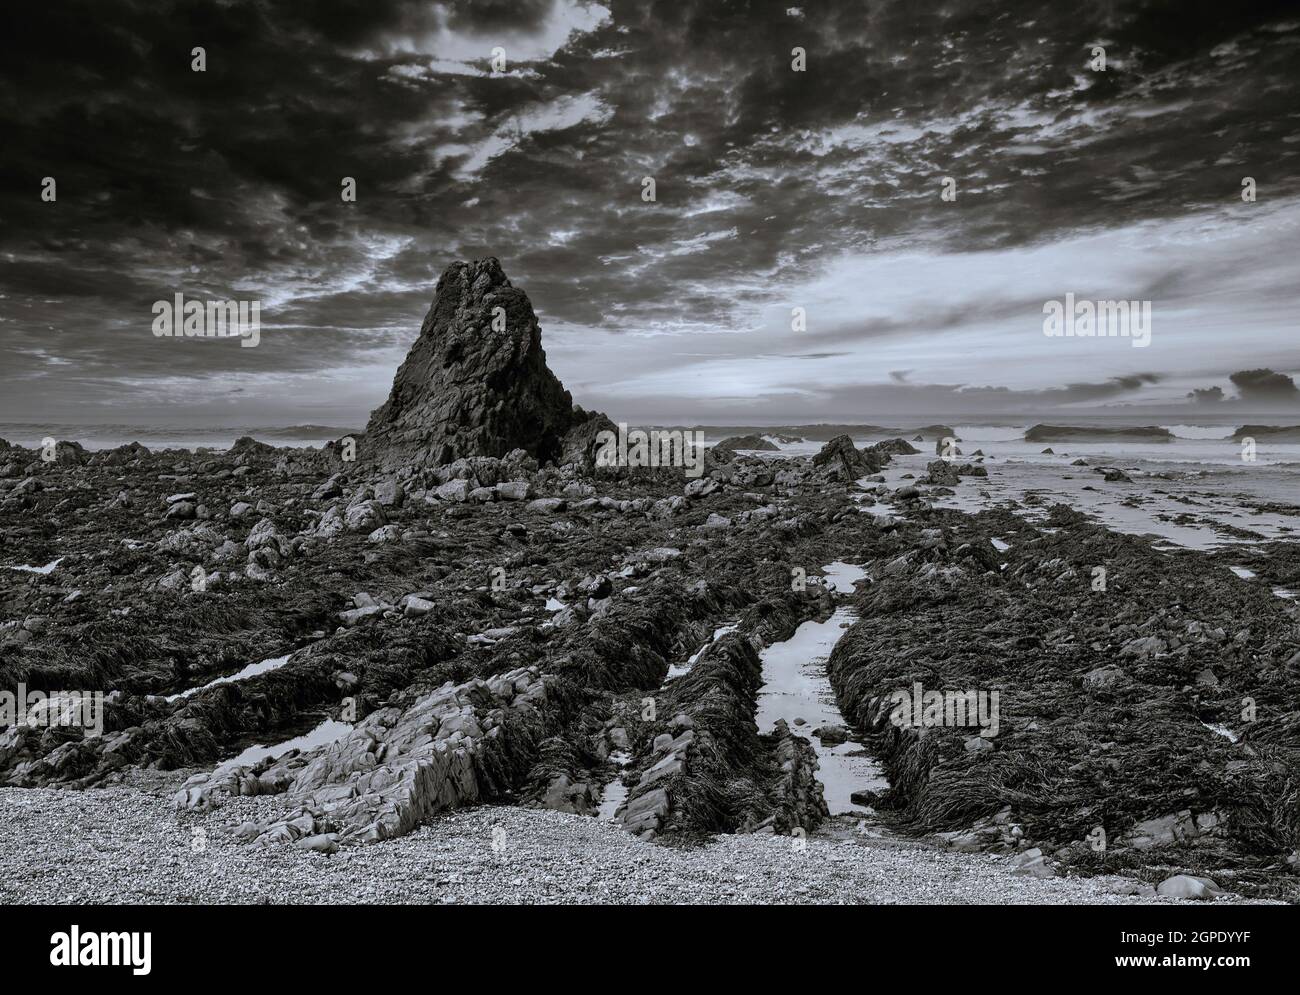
xmin=2 ymin=0 xmax=1299 ymax=427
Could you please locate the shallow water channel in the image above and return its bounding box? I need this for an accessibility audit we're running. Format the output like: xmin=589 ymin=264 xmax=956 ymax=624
xmin=754 ymin=561 xmax=888 ymax=815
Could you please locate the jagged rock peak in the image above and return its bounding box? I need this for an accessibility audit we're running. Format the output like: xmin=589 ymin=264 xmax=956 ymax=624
xmin=364 ymin=258 xmax=586 ymax=468
xmin=812 ymin=434 xmax=880 ymax=480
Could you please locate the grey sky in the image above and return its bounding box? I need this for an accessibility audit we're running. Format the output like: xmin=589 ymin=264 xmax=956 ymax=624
xmin=2 ymin=0 xmax=1298 ymax=427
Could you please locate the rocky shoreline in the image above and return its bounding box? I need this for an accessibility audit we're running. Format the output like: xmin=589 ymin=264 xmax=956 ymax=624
xmin=3 ymin=260 xmax=1298 ymax=905
xmin=5 ymin=428 xmax=1296 ymax=901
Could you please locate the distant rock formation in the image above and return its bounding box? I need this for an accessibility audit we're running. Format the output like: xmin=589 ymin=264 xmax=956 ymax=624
xmin=1024 ymin=424 xmax=1173 ymax=443
xmin=712 ymin=434 xmax=779 ymax=454
xmin=909 ymin=424 xmax=957 ymax=441
xmin=870 ymin=438 xmax=921 ymax=456
xmin=1232 ymin=424 xmax=1300 ymax=442
xmin=231 ymin=436 xmax=276 ymax=456
xmin=365 ymin=258 xmax=606 ymax=469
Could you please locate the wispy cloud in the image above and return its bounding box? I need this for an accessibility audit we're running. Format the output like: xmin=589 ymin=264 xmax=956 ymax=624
xmin=1 ymin=0 xmax=1297 ymax=425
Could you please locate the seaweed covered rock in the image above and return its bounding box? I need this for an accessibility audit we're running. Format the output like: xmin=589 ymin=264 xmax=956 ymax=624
xmin=922 ymin=459 xmax=961 ymax=486
xmin=825 ymin=505 xmax=1300 ymax=899
xmin=626 ymin=593 xmax=830 ymax=838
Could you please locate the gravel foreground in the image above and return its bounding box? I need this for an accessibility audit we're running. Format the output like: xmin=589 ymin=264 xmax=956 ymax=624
xmin=0 ymin=785 xmax=1270 ymax=905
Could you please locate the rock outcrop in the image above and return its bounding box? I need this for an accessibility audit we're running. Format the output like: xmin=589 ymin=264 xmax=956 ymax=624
xmin=176 ymin=667 xmax=555 ymax=845
xmin=713 ymin=434 xmax=779 ymax=454
xmin=364 ymin=258 xmax=593 ymax=469
xmin=1232 ymin=424 xmax=1300 ymax=443
xmin=811 ymin=434 xmax=880 ymax=480
xmin=870 ymin=437 xmax=921 ymax=456
xmin=1023 ymin=424 xmax=1174 ymax=443
xmin=559 ymin=406 xmax=619 ymax=469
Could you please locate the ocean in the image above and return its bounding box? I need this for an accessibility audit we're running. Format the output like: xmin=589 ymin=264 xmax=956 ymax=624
xmin=5 ymin=421 xmax=1298 ymax=468
xmin=714 ymin=424 xmax=1300 ymax=468
xmin=0 ymin=424 xmax=356 ymax=452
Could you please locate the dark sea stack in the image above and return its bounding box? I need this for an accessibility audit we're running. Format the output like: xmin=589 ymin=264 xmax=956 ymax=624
xmin=364 ymin=258 xmax=582 ymax=469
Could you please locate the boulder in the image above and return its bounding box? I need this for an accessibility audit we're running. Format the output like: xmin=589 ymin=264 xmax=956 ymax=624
xmin=495 ymin=480 xmax=532 ymax=501
xmin=1008 ymin=848 xmax=1057 ymax=879
xmin=814 ymin=724 xmax=849 ymax=746
xmin=526 ymin=497 xmax=566 ymax=514
xmin=712 ymin=434 xmax=778 ymax=454
xmin=684 ymin=477 xmax=719 ymax=498
xmin=344 ymin=500 xmax=386 ymax=532
xmin=435 ymin=479 xmax=472 ymax=503
xmin=340 ymin=605 xmax=386 ymax=626
xmin=812 ymin=435 xmax=879 ymax=480
xmin=403 ymin=596 xmax=435 ymax=618
xmin=367 ymin=524 xmax=402 ymax=544
xmin=294 ymin=833 xmax=340 ymax=855
xmin=1156 ymin=874 xmax=1223 ymax=900
xmin=373 ymin=479 xmax=404 ymax=507
xmin=313 ymin=473 xmax=345 ymax=500
xmin=922 ymin=459 xmax=961 ymax=486
xmin=1126 ymin=810 xmax=1199 ymax=851
xmin=867 ymin=438 xmax=920 ymax=456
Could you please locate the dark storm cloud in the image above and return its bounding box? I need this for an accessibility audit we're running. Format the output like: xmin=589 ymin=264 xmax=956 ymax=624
xmin=816 ymin=372 xmax=1165 ymax=415
xmin=1228 ymin=368 xmax=1300 ymax=401
xmin=1 ymin=0 xmax=1298 ymax=423
xmin=579 ymin=370 xmax=1172 ymax=423
xmin=1187 ymin=386 xmax=1225 ymax=404
xmin=1181 ymin=370 xmax=1300 ymax=411
xmin=959 ymin=373 xmax=1161 ymax=405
